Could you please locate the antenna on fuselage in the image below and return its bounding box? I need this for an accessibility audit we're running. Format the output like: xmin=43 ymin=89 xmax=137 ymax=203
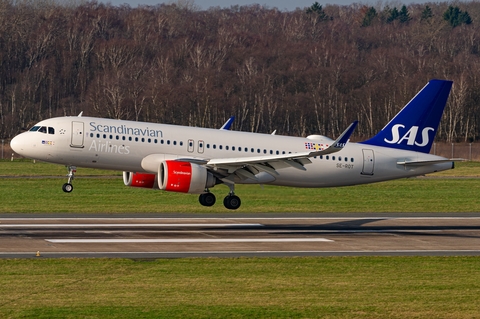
xmin=78 ymin=112 xmax=83 ymax=117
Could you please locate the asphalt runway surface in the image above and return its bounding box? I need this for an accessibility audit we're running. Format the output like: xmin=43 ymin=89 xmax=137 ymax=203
xmin=1 ymin=213 xmax=480 ymax=259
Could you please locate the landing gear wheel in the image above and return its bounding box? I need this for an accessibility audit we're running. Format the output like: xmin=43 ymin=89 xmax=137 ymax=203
xmin=223 ymin=195 xmax=241 ymax=210
xmin=199 ymin=193 xmax=216 ymax=207
xmin=62 ymin=183 xmax=73 ymax=193
xmin=63 ymin=165 xmax=76 ymax=193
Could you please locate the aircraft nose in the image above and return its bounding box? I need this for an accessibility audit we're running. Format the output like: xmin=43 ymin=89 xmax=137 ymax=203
xmin=10 ymin=133 xmax=28 ymax=156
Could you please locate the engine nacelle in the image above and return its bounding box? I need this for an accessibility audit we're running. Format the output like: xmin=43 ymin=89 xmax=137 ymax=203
xmin=123 ymin=171 xmax=157 ymax=189
xmin=158 ymin=160 xmax=216 ymax=194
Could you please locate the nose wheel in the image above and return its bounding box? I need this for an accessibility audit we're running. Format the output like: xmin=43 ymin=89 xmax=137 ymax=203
xmin=62 ymin=166 xmax=76 ymax=193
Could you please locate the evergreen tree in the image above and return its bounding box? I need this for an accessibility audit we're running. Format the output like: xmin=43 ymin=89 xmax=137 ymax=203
xmin=306 ymin=2 xmax=329 ymax=21
xmin=362 ymin=7 xmax=377 ymax=27
xmin=421 ymin=5 xmax=433 ymax=21
xmin=387 ymin=7 xmax=399 ymax=23
xmin=398 ymin=5 xmax=411 ymax=23
xmin=443 ymin=6 xmax=473 ymax=27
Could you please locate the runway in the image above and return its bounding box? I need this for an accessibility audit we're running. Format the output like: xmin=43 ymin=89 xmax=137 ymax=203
xmin=1 ymin=213 xmax=480 ymax=258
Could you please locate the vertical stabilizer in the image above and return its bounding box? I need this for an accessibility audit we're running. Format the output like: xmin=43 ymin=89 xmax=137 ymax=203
xmin=360 ymin=79 xmax=453 ymax=153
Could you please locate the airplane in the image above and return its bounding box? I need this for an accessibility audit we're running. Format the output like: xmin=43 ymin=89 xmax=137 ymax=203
xmin=10 ymin=79 xmax=456 ymax=210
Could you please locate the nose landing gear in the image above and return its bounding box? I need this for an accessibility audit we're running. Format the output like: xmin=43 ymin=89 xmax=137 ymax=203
xmin=62 ymin=166 xmax=76 ymax=193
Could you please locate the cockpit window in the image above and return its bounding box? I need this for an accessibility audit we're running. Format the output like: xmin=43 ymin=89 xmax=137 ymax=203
xmin=38 ymin=126 xmax=47 ymax=133
xmin=29 ymin=126 xmax=40 ymax=132
xmin=48 ymin=127 xmax=54 ymax=134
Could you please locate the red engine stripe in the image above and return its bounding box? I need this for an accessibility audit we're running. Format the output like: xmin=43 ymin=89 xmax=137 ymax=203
xmin=131 ymin=173 xmax=156 ymax=188
xmin=164 ymin=161 xmax=192 ymax=193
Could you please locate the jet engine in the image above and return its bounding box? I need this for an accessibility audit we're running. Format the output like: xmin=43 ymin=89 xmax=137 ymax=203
xmin=158 ymin=160 xmax=217 ymax=194
xmin=123 ymin=171 xmax=157 ymax=189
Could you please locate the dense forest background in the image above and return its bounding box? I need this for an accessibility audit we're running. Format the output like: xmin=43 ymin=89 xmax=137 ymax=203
xmin=1 ymin=0 xmax=480 ymax=142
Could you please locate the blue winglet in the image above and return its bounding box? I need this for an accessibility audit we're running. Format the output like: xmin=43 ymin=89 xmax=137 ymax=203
xmin=360 ymin=79 xmax=453 ymax=153
xmin=335 ymin=120 xmax=358 ymax=149
xmin=220 ymin=116 xmax=235 ymax=130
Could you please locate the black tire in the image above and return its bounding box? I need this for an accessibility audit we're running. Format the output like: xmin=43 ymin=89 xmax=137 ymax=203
xmin=199 ymin=193 xmax=216 ymax=207
xmin=223 ymin=195 xmax=241 ymax=210
xmin=62 ymin=183 xmax=73 ymax=193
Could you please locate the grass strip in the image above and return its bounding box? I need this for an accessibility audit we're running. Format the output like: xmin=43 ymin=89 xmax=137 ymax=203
xmin=0 ymin=257 xmax=479 ymax=319
xmin=1 ymin=177 xmax=479 ymax=213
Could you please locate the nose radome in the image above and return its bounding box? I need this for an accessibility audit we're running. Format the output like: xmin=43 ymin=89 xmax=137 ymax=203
xmin=10 ymin=134 xmax=27 ymax=156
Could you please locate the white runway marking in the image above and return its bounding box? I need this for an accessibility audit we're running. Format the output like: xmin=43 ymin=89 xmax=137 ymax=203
xmin=46 ymin=238 xmax=334 ymax=243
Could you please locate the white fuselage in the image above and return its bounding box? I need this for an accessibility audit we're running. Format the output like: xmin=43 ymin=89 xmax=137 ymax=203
xmin=11 ymin=116 xmax=453 ymax=187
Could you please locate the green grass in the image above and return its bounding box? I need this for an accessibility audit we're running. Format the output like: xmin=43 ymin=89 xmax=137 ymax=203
xmin=0 ymin=257 xmax=479 ymax=318
xmin=1 ymin=160 xmax=480 ymax=213
xmin=2 ymin=161 xmax=480 ymax=318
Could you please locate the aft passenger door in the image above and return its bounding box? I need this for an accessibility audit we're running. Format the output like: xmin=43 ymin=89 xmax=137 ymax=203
xmin=361 ymin=149 xmax=374 ymax=175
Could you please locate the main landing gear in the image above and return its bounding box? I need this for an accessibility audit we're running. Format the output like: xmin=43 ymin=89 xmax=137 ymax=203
xmin=198 ymin=184 xmax=241 ymax=210
xmin=62 ymin=166 xmax=76 ymax=193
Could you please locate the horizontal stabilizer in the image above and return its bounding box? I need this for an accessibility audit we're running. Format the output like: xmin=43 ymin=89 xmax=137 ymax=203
xmin=396 ymin=158 xmax=463 ymax=166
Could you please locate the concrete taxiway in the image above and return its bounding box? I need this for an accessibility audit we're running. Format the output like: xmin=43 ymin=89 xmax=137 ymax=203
xmin=1 ymin=213 xmax=480 ymax=258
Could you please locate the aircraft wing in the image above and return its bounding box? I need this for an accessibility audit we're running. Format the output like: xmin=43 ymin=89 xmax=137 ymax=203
xmin=204 ymin=121 xmax=358 ymax=180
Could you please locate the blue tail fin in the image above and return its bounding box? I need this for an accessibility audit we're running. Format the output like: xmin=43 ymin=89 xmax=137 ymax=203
xmin=360 ymin=79 xmax=453 ymax=153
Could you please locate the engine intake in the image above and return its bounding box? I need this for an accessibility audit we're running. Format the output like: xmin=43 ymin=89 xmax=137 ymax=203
xmin=158 ymin=160 xmax=216 ymax=194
